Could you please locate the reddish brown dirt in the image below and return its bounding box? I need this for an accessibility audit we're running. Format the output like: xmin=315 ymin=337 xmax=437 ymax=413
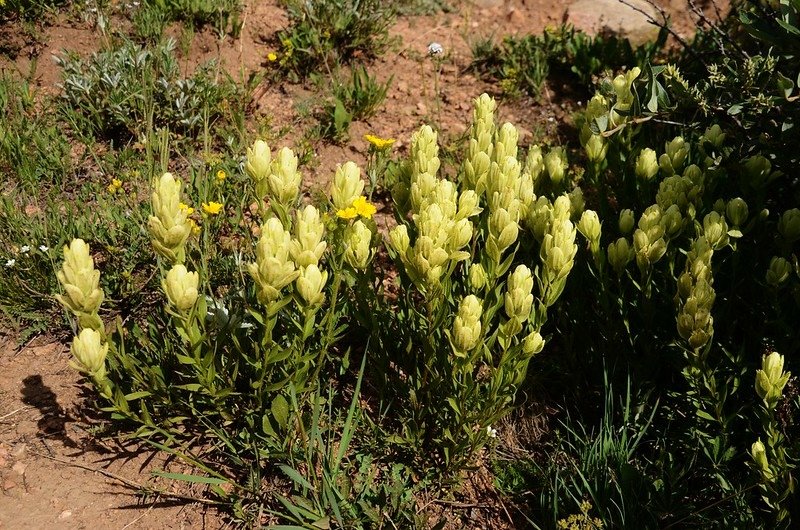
xmin=0 ymin=1 xmax=728 ymax=527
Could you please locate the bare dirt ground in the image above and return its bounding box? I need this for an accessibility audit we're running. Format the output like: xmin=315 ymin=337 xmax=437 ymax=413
xmin=0 ymin=1 xmax=728 ymax=528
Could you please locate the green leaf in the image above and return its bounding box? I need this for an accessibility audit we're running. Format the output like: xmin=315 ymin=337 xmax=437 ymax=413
xmin=271 ymin=394 xmax=290 ymax=429
xmin=279 ymin=464 xmax=314 ymax=491
xmin=124 ymin=391 xmax=152 ymax=401
xmin=152 ymin=471 xmax=228 ymax=485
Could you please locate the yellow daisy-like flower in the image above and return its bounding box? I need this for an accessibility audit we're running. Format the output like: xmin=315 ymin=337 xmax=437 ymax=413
xmin=179 ymin=202 xmax=195 ymax=215
xmin=107 ymin=178 xmax=123 ymax=194
xmin=216 ymin=169 xmax=226 ymax=182
xmin=364 ymin=134 xmax=396 ymax=150
xmin=202 ymin=201 xmax=224 ymax=215
xmin=352 ymin=196 xmax=377 ymax=219
xmin=267 ymin=52 xmax=278 ymax=62
xmin=336 ymin=207 xmax=358 ymax=220
xmin=188 ymin=218 xmax=201 ymax=235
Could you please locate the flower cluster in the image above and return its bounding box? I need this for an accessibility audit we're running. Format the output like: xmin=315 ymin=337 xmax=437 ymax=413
xmin=389 ymin=126 xmax=479 ymax=293
xmin=148 ymin=173 xmax=192 ymax=264
xmin=676 ymin=236 xmax=716 ymax=351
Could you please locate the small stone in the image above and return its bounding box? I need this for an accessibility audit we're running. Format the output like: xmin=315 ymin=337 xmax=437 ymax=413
xmin=396 ymin=81 xmax=408 ymax=93
xmin=58 ymin=510 xmax=73 ymax=520
xmin=11 ymin=462 xmax=26 ymax=475
xmin=415 ymin=102 xmax=427 ymax=115
xmin=2 ymin=478 xmax=16 ymax=491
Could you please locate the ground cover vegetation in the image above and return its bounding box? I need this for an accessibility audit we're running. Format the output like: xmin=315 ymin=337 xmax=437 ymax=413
xmin=1 ymin=0 xmax=799 ymax=528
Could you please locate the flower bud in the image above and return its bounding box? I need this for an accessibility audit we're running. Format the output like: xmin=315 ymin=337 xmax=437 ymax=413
xmin=468 ymin=263 xmax=487 ymax=290
xmin=661 ymin=136 xmax=688 ymax=175
xmin=635 ymin=148 xmax=659 ymax=181
xmin=526 ymin=197 xmax=552 ymax=242
xmin=246 ymin=140 xmax=272 ymax=181
xmin=726 ymin=197 xmax=749 ymax=227
xmin=524 ymin=144 xmax=544 ymax=185
xmin=756 ymin=351 xmax=791 ymax=408
xmin=568 ymin=187 xmax=585 ymax=219
xmin=449 ymin=218 xmax=474 ymax=252
xmin=389 ymin=225 xmax=410 ymax=256
xmin=766 ymin=256 xmax=792 ymax=287
xmin=296 ymin=264 xmax=328 ymax=307
xmin=607 ymin=238 xmax=633 ymax=274
xmin=522 ymin=331 xmax=545 ymax=355
xmin=577 ymin=210 xmax=601 ymax=244
xmin=344 ymin=220 xmax=373 ymax=270
xmin=56 ymin=239 xmax=104 ymax=317
xmin=743 ymin=155 xmax=771 ymax=186
xmin=494 ymin=122 xmax=519 ymax=163
xmin=619 ymin=209 xmax=635 ymax=235
xmin=148 ymin=172 xmax=192 ymax=263
xmin=660 ymin=204 xmax=683 ymax=239
xmin=703 ymin=211 xmax=729 ymax=250
xmin=331 ymin=162 xmax=365 ymax=211
xmin=411 ymin=125 xmax=440 ymax=177
xmin=751 ymin=440 xmax=773 ymax=480
xmin=71 ymin=328 xmax=108 ymax=379
xmin=452 ymin=295 xmax=483 ymax=354
xmin=778 ymin=208 xmax=800 ymax=243
xmin=702 ymin=124 xmax=726 ymax=149
xmin=289 ymin=205 xmax=327 ymax=267
xmin=543 ymin=147 xmax=568 ymax=185
xmin=456 ymin=190 xmax=481 ymax=220
xmin=248 ymin=217 xmax=299 ymax=304
xmin=584 ymin=134 xmax=607 ymax=164
xmin=268 ymin=147 xmax=301 ymax=205
xmin=504 ymin=265 xmax=534 ymax=322
xmin=163 ymin=264 xmax=199 ymax=312
xmin=488 ymin=208 xmax=519 ymax=262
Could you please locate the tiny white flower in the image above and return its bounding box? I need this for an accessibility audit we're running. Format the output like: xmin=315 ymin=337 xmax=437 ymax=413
xmin=39 ymin=245 xmax=49 ymax=252
xmin=5 ymin=259 xmax=15 ymax=268
xmin=20 ymin=245 xmax=30 ymax=254
xmin=486 ymin=425 xmax=498 ymax=438
xmin=427 ymin=42 xmax=443 ymax=56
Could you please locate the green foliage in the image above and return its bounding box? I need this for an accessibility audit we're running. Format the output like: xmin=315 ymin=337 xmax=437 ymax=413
xmin=530 ymin=374 xmax=658 ymax=529
xmin=276 ymin=0 xmax=397 ymax=80
xmin=131 ymin=0 xmax=243 ymax=41
xmin=0 ymin=73 xmax=71 ymax=193
xmin=471 ymin=24 xmax=667 ymax=98
xmin=0 ymin=0 xmax=67 ymax=21
xmin=318 ymin=66 xmax=392 ymax=141
xmin=58 ymin=39 xmax=245 ymax=143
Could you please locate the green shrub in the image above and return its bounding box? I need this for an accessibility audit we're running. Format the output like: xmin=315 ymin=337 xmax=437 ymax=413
xmin=275 ymin=0 xmax=397 ymax=80
xmin=317 ymin=66 xmax=392 ymax=141
xmin=58 ymin=39 xmax=245 ymax=143
xmin=471 ymin=25 xmax=667 ymax=98
xmin=131 ymin=0 xmax=243 ymax=41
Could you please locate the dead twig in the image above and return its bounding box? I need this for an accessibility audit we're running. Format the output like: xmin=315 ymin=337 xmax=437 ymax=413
xmin=616 ymin=0 xmax=706 ymax=67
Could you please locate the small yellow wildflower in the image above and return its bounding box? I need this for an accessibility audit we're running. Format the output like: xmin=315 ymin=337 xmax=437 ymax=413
xmin=364 ymin=134 xmax=396 ymax=150
xmin=267 ymin=52 xmax=278 ymax=62
xmin=179 ymin=202 xmax=195 ymax=215
xmin=336 ymin=207 xmax=358 ymax=220
xmin=202 ymin=201 xmax=224 ymax=215
xmin=216 ymin=169 xmax=227 ymax=183
xmin=107 ymin=178 xmax=123 ymax=194
xmin=188 ymin=218 xmax=201 ymax=236
xmin=352 ymin=196 xmax=377 ymax=219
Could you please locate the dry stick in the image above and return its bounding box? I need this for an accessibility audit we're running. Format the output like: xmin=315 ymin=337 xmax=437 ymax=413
xmin=687 ymin=0 xmax=748 ymax=58
xmin=29 ymin=450 xmax=223 ymax=506
xmin=0 ymin=406 xmax=33 ymax=421
xmin=616 ymin=0 xmax=706 ymax=67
